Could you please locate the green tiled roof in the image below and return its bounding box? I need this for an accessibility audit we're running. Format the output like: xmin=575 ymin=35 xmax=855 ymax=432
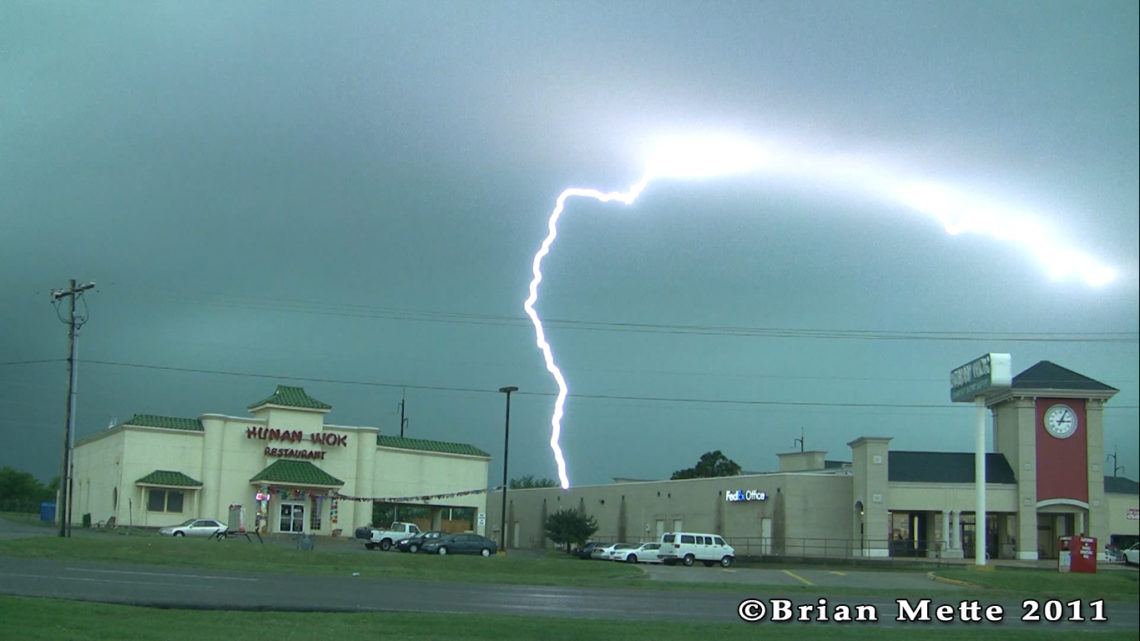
xmin=124 ymin=414 xmax=203 ymax=432
xmin=1013 ymin=361 xmax=1117 ymax=393
xmin=248 ymin=385 xmax=332 ymax=411
xmin=136 ymin=470 xmax=203 ymax=487
xmin=376 ymin=434 xmax=490 ymax=458
xmin=249 ymin=460 xmax=343 ymax=487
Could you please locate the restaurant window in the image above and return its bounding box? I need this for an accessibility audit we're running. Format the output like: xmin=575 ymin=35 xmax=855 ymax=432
xmin=147 ymin=489 xmax=185 ymax=513
xmin=310 ymin=496 xmax=322 ymax=530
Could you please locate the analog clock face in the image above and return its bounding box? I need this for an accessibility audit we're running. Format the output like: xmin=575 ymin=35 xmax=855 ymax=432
xmin=1044 ymin=404 xmax=1078 ymax=439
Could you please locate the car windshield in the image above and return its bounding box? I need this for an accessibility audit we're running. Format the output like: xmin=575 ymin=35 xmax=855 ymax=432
xmin=174 ymin=519 xmax=196 ymax=527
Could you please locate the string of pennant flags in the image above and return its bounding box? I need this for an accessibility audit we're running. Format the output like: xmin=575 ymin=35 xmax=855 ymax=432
xmin=331 ymin=485 xmax=505 ymax=504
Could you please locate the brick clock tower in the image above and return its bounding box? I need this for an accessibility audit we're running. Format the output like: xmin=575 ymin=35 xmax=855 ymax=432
xmin=987 ymin=362 xmax=1118 ymax=560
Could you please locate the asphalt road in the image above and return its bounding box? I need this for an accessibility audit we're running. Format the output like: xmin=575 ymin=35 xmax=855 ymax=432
xmin=1 ymin=520 xmax=1136 ymax=630
xmin=1 ymin=556 xmax=1138 ymax=631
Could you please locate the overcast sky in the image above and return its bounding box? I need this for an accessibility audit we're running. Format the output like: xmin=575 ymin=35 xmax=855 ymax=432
xmin=3 ymin=1 xmax=1137 ymax=489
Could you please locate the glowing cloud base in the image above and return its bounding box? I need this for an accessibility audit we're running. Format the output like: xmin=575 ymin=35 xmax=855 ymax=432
xmin=523 ymin=136 xmax=1116 ymax=489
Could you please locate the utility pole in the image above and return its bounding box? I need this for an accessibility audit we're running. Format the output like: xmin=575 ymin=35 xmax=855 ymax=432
xmin=52 ymin=279 xmax=95 ymax=538
xmin=392 ymin=390 xmax=409 ymax=523
xmin=398 ymin=389 xmax=408 ymax=438
xmin=1108 ymin=446 xmax=1124 ymax=477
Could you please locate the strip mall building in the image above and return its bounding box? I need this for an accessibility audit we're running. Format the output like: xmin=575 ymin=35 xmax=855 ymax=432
xmin=487 ymin=361 xmax=1139 ymax=560
xmin=70 ymin=386 xmax=491 ymax=536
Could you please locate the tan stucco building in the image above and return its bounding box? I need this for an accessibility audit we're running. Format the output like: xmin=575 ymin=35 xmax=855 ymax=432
xmin=70 ymin=385 xmax=491 ymax=536
xmin=488 ymin=361 xmax=1138 ymax=560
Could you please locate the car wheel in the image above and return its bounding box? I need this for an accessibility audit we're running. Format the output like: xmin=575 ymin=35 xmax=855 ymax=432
xmin=627 ymin=554 xmax=637 ymax=563
xmin=720 ymin=556 xmax=734 ymax=568
xmin=683 ymin=554 xmax=695 ymax=567
xmin=481 ymin=548 xmax=491 ymax=557
xmin=438 ymin=546 xmax=448 ymax=556
xmin=379 ymin=539 xmax=392 ymax=551
xmin=174 ymin=531 xmax=184 ymax=537
xmin=409 ymin=544 xmax=419 ymax=554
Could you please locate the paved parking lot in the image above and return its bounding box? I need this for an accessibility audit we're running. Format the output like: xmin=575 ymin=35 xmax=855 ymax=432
xmin=638 ymin=563 xmax=961 ymax=590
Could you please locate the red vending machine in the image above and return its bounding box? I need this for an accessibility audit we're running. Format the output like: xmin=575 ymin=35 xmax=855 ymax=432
xmin=1069 ymin=535 xmax=1097 ymax=574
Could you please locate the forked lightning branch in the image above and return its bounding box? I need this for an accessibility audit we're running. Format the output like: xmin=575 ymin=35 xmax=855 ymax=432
xmin=522 ymin=135 xmax=1117 ymax=489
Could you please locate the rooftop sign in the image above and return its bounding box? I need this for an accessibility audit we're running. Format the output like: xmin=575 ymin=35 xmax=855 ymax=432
xmin=950 ymin=353 xmax=1012 ymax=402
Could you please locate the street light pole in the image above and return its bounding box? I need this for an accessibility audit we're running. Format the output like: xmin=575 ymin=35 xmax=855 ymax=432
xmin=498 ymin=386 xmax=518 ymax=552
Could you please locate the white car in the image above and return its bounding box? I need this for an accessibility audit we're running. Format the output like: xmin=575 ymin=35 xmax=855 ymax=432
xmin=604 ymin=542 xmax=639 ymax=561
xmin=159 ymin=518 xmax=227 ymax=538
xmin=1124 ymin=543 xmax=1140 ymax=566
xmin=590 ymin=543 xmax=619 ymax=560
xmin=619 ymin=542 xmax=662 ymax=564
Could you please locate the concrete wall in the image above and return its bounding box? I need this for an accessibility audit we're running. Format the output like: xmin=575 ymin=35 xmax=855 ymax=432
xmin=484 ymin=472 xmax=852 ymax=556
xmin=1106 ymin=491 xmax=1140 ymax=540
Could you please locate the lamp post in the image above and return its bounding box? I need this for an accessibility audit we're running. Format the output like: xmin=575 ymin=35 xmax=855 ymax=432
xmin=498 ymin=386 xmax=518 ymax=552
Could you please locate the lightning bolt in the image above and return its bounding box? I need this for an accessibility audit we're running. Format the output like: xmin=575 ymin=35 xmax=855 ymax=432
xmin=523 ymin=179 xmax=652 ymax=490
xmin=523 ymin=135 xmax=1117 ymax=489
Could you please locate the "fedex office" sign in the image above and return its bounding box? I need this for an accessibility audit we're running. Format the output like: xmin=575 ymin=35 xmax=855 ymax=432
xmin=725 ymin=490 xmax=768 ymax=502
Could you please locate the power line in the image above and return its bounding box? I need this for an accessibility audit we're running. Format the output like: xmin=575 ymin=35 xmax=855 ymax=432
xmin=81 ymin=359 xmax=1139 ymax=410
xmin=124 ymin=289 xmax=1139 ymax=343
xmin=0 ymin=359 xmax=63 ymax=367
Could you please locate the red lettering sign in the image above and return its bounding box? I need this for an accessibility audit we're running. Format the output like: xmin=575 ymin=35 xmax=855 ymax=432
xmin=247 ymin=426 xmax=347 ymax=449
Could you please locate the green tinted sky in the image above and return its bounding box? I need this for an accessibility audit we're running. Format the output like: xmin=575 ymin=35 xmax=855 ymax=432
xmin=2 ymin=1 xmax=1136 ymax=486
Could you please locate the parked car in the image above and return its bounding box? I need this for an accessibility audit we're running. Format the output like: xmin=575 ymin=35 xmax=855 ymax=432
xmin=571 ymin=541 xmax=604 ymax=559
xmin=364 ymin=522 xmax=422 ymax=551
xmin=604 ymin=543 xmax=639 ymax=561
xmin=1124 ymin=543 xmax=1140 ymax=566
xmin=622 ymin=542 xmax=662 ymax=563
xmin=590 ymin=543 xmax=619 ymax=560
xmin=159 ymin=519 xmax=227 ymax=538
xmin=421 ymin=532 xmax=498 ymax=556
xmin=396 ymin=530 xmax=444 ymax=553
xmin=658 ymin=531 xmax=735 ymax=567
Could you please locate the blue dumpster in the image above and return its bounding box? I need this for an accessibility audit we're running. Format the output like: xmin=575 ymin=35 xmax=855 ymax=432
xmin=40 ymin=502 xmax=56 ymax=522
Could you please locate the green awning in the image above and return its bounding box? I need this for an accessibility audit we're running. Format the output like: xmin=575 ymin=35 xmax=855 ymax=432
xmin=249 ymin=460 xmax=343 ymax=487
xmin=136 ymin=470 xmax=203 ymax=487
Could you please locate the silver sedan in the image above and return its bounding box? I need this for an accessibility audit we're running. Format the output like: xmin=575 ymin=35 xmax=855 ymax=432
xmin=158 ymin=518 xmax=227 ymax=538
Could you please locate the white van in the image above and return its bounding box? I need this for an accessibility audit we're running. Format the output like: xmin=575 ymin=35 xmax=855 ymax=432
xmin=659 ymin=532 xmax=735 ymax=567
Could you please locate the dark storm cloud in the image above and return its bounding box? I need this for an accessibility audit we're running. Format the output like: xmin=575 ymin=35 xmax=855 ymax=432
xmin=2 ymin=1 xmax=1137 ymax=487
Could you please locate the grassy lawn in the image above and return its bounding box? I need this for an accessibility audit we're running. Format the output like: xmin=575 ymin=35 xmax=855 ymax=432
xmin=1 ymin=517 xmax=1136 ymax=603
xmin=0 ymin=597 xmax=1135 ymax=641
xmin=930 ymin=567 xmax=1139 ymax=601
xmin=1 ymin=516 xmax=1135 ymax=639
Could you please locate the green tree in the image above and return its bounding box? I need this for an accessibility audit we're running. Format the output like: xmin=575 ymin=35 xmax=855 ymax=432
xmin=509 ymin=475 xmax=558 ymax=489
xmin=670 ymin=450 xmax=742 ymax=480
xmin=0 ymin=467 xmax=51 ymax=512
xmin=544 ymin=508 xmax=599 ymax=551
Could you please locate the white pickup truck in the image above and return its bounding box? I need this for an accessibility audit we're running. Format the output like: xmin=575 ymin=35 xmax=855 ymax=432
xmin=359 ymin=521 xmax=422 ymax=551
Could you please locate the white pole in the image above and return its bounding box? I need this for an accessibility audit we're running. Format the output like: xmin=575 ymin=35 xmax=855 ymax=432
xmin=975 ymin=396 xmax=987 ymax=566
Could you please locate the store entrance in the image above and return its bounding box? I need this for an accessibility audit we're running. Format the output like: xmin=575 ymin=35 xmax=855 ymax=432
xmin=279 ymin=502 xmax=305 ymax=533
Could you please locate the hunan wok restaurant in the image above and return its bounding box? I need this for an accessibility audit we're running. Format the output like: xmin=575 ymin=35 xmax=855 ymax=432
xmin=69 ymin=386 xmax=492 ymax=535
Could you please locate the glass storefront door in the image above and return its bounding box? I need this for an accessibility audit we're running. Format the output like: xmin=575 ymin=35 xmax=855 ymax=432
xmin=279 ymin=502 xmax=305 ymax=533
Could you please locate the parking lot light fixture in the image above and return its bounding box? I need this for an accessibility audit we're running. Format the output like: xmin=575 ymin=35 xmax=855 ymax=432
xmin=498 ymin=386 xmax=518 ymax=553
